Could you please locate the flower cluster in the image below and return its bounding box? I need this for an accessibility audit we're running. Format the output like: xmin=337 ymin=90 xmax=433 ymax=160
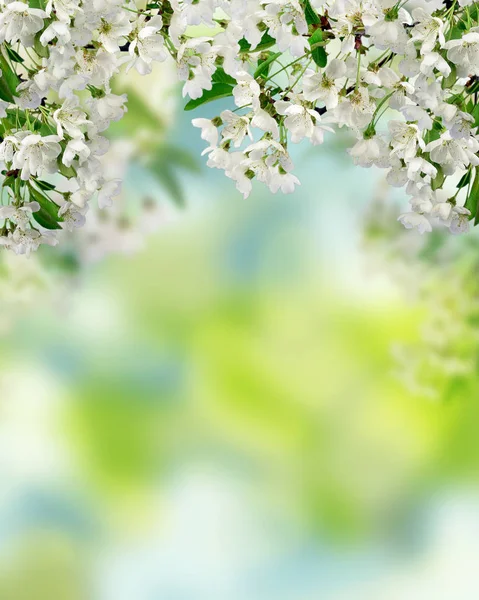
xmin=185 ymin=0 xmax=479 ymax=236
xmin=1 ymin=0 xmax=479 ymax=255
xmin=0 ymin=0 xmax=167 ymax=254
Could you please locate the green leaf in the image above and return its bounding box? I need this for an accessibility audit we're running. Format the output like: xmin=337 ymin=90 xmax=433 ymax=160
xmin=35 ymin=179 xmax=57 ymax=191
xmin=28 ymin=184 xmax=63 ymax=230
xmin=441 ymin=63 xmax=456 ymax=90
xmin=304 ymin=0 xmax=321 ymax=25
xmin=33 ymin=32 xmax=49 ymax=58
xmin=57 ymin=158 xmax=77 ymax=179
xmin=0 ymin=49 xmax=20 ymax=102
xmin=0 ymin=76 xmax=13 ymax=103
xmin=424 ymin=120 xmax=443 ymax=145
xmin=472 ymin=103 xmax=479 ymax=128
xmin=466 ymin=79 xmax=479 ymax=95
xmin=431 ymin=164 xmax=445 ymax=191
xmin=6 ymin=46 xmax=24 ymax=64
xmin=457 ymin=169 xmax=472 ymax=189
xmin=448 ymin=25 xmax=463 ymax=40
xmin=212 ymin=68 xmax=236 ymax=85
xmin=254 ymin=52 xmax=281 ymax=78
xmin=465 ymin=166 xmax=479 ymax=224
xmin=184 ymin=83 xmax=234 ymax=111
xmin=309 ymin=29 xmax=327 ymax=68
xmin=2 ymin=175 xmax=15 ymax=190
xmin=239 ymin=33 xmax=276 ymax=54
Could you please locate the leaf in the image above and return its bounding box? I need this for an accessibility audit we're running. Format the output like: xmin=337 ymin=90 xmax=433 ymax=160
xmin=2 ymin=175 xmax=15 ymax=190
xmin=0 ymin=49 xmax=19 ymax=102
xmin=184 ymin=83 xmax=234 ymax=111
xmin=466 ymin=79 xmax=479 ymax=95
xmin=457 ymin=169 xmax=472 ymax=189
xmin=35 ymin=179 xmax=57 ymax=191
xmin=57 ymin=158 xmax=77 ymax=179
xmin=472 ymin=103 xmax=479 ymax=128
xmin=465 ymin=166 xmax=479 ymax=224
xmin=304 ymin=0 xmax=321 ymax=25
xmin=441 ymin=63 xmax=456 ymax=90
xmin=431 ymin=164 xmax=445 ymax=191
xmin=254 ymin=52 xmax=281 ymax=78
xmin=6 ymin=46 xmax=24 ymax=64
xmin=448 ymin=25 xmax=463 ymax=40
xmin=239 ymin=33 xmax=276 ymax=54
xmin=0 ymin=76 xmax=13 ymax=103
xmin=424 ymin=120 xmax=443 ymax=145
xmin=309 ymin=29 xmax=327 ymax=68
xmin=28 ymin=184 xmax=63 ymax=230
xmin=33 ymin=32 xmax=49 ymax=58
xmin=212 ymin=68 xmax=236 ymax=85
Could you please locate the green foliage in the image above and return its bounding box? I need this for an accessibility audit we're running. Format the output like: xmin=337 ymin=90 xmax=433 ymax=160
xmin=239 ymin=32 xmax=276 ymax=53
xmin=465 ymin=166 xmax=479 ymax=224
xmin=254 ymin=52 xmax=282 ymax=79
xmin=304 ymin=0 xmax=321 ymax=25
xmin=0 ymin=49 xmax=19 ymax=102
xmin=184 ymin=83 xmax=234 ymax=111
xmin=309 ymin=29 xmax=328 ymax=68
xmin=212 ymin=68 xmax=236 ymax=85
xmin=28 ymin=183 xmax=63 ymax=230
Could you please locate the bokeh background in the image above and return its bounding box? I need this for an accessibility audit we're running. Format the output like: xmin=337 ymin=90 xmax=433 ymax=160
xmin=1 ymin=62 xmax=479 ymax=600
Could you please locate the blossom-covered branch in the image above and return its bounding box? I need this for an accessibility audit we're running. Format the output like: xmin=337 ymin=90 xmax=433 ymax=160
xmin=1 ymin=0 xmax=479 ymax=254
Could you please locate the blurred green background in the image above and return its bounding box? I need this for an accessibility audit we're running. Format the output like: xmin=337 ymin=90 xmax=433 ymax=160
xmin=1 ymin=64 xmax=479 ymax=600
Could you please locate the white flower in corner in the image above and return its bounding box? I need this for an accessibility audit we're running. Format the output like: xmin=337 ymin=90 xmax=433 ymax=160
xmin=398 ymin=212 xmax=433 ymax=234
xmin=0 ymin=1 xmax=46 ymax=45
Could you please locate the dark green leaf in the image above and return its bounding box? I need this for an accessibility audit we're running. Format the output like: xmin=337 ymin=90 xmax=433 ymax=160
xmin=239 ymin=33 xmax=276 ymax=54
xmin=466 ymin=79 xmax=479 ymax=95
xmin=304 ymin=0 xmax=321 ymax=25
xmin=28 ymin=184 xmax=62 ymax=230
xmin=2 ymin=175 xmax=15 ymax=190
xmin=184 ymin=83 xmax=233 ymax=111
xmin=457 ymin=169 xmax=472 ymax=189
xmin=212 ymin=68 xmax=236 ymax=85
xmin=35 ymin=179 xmax=57 ymax=191
xmin=0 ymin=50 xmax=19 ymax=101
xmin=6 ymin=46 xmax=24 ymax=64
xmin=309 ymin=29 xmax=327 ymax=68
xmin=0 ymin=77 xmax=13 ymax=103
